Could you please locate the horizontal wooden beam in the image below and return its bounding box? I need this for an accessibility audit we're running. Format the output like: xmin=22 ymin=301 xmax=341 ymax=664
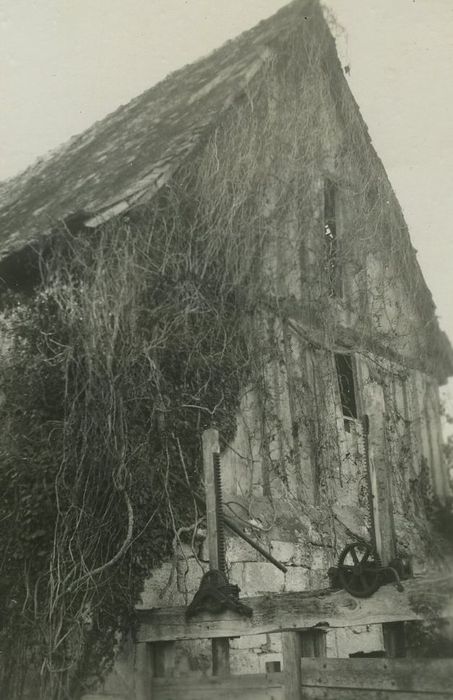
xmin=300 ymin=658 xmax=453 ymax=695
xmin=137 ymin=573 xmax=453 ymax=643
xmin=131 ymin=660 xmax=453 ymax=700
xmin=300 ymin=688 xmax=453 ymax=699
xmin=151 ymin=673 xmax=284 ymax=700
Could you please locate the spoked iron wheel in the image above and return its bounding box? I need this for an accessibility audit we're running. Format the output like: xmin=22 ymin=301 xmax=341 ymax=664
xmin=338 ymin=542 xmax=382 ymax=598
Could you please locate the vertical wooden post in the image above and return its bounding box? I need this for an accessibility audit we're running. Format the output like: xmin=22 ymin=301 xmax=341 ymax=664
xmin=202 ymin=428 xmax=230 ymax=677
xmin=135 ymin=642 xmax=152 ymax=700
xmin=282 ymin=629 xmax=326 ymax=700
xmin=367 ymin=409 xmax=396 ymax=564
xmin=366 ymin=392 xmax=406 ymax=659
xmin=282 ymin=632 xmax=302 ymax=700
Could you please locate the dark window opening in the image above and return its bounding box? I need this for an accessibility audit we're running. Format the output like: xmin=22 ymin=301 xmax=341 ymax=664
xmin=324 ymin=179 xmax=342 ymax=297
xmin=335 ymin=353 xmax=357 ymax=419
xmin=265 ymin=661 xmax=281 ymax=673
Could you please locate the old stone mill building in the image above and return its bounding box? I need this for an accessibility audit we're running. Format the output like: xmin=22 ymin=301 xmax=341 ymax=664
xmin=0 ymin=1 xmax=452 ymax=699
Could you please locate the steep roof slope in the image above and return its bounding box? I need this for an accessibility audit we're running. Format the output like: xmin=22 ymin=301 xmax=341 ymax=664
xmin=0 ymin=0 xmax=451 ymax=379
xmin=0 ymin=0 xmax=311 ymax=261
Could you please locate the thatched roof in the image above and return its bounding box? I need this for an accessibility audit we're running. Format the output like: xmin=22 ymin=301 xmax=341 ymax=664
xmin=0 ymin=0 xmax=312 ymax=262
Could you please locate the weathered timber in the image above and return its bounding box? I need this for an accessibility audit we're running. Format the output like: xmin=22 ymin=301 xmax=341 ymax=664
xmin=151 ymin=672 xmax=285 ymax=700
xmin=299 ymin=658 xmax=453 ymax=694
xmin=282 ymin=632 xmax=302 ymax=700
xmin=282 ymin=629 xmax=327 ymax=700
xmin=137 ymin=574 xmax=453 ymax=642
xmin=82 ymin=696 xmax=127 ymax=700
xmin=132 ymin=659 xmax=453 ymax=700
xmin=301 ymin=690 xmax=453 ymax=700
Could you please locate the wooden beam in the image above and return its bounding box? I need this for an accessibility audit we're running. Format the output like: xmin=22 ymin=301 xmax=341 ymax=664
xmin=364 ymin=404 xmax=396 ymax=565
xmin=282 ymin=632 xmax=302 ymax=700
xmin=282 ymin=629 xmax=327 ymax=700
xmin=364 ymin=390 xmax=402 ymax=657
xmin=300 ymin=689 xmax=453 ymax=699
xmin=137 ymin=573 xmax=453 ymax=643
xmin=299 ymin=658 xmax=453 ymax=695
xmin=150 ymin=672 xmax=284 ymax=700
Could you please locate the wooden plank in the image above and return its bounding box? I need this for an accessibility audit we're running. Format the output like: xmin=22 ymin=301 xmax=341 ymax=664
xmin=152 ymin=672 xmax=284 ymax=700
xmin=367 ymin=403 xmax=396 ymax=564
xmin=137 ymin=573 xmax=453 ymax=642
xmin=282 ymin=629 xmax=326 ymax=700
xmin=367 ymin=424 xmax=382 ymax=556
xmin=82 ymin=696 xmax=127 ymax=700
xmin=299 ymin=658 xmax=453 ymax=694
xmin=282 ymin=632 xmax=302 ymax=700
xmin=303 ymin=687 xmax=453 ymax=700
xmin=368 ymin=408 xmax=404 ymax=659
xmin=371 ymin=381 xmax=406 ymax=658
xmin=152 ymin=673 xmax=284 ymax=689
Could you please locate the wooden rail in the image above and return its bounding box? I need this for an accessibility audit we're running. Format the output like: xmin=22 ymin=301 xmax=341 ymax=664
xmin=299 ymin=657 xmax=453 ymax=697
xmin=151 ymin=672 xmax=285 ymax=700
xmin=84 ymin=599 xmax=453 ymax=700
xmin=137 ymin=573 xmax=453 ymax=643
xmin=135 ymin=658 xmax=453 ymax=700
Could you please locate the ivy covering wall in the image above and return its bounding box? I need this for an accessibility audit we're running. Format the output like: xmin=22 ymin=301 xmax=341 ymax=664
xmin=0 ymin=9 xmax=449 ymax=698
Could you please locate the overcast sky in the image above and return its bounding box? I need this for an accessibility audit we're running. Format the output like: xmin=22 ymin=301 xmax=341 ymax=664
xmin=1 ymin=0 xmax=452 ymax=399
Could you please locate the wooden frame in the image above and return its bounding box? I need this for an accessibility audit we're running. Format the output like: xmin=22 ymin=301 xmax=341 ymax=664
xmin=134 ymin=650 xmax=453 ymax=700
xmin=137 ymin=573 xmax=453 ymax=643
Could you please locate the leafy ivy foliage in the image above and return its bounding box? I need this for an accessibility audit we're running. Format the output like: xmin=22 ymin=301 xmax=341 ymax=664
xmin=0 ymin=190 xmax=251 ymax=698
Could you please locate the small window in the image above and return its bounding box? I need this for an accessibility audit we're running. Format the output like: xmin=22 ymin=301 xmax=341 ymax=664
xmin=335 ymin=353 xmax=357 ymax=419
xmin=323 ymin=179 xmax=342 ymax=297
xmin=265 ymin=661 xmax=281 ymax=673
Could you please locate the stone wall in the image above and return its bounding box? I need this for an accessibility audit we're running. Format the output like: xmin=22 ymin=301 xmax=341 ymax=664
xmin=134 ymin=526 xmax=386 ymax=678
